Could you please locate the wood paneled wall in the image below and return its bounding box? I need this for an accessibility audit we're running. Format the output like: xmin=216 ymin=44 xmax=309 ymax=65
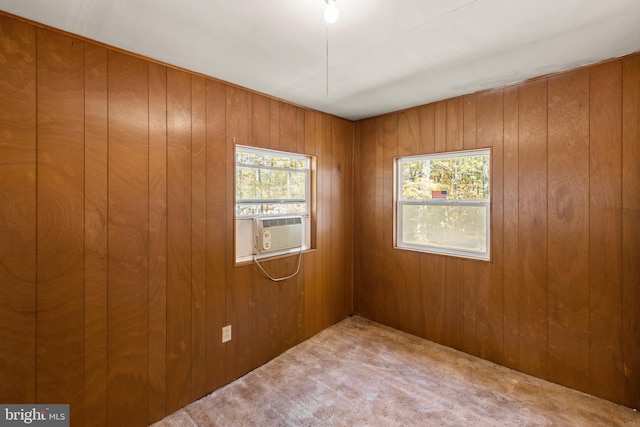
xmin=354 ymin=54 xmax=640 ymax=409
xmin=0 ymin=14 xmax=353 ymax=426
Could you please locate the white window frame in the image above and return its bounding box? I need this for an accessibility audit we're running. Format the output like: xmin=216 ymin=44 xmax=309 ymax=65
xmin=235 ymin=145 xmax=311 ymax=263
xmin=395 ymin=149 xmax=491 ymax=261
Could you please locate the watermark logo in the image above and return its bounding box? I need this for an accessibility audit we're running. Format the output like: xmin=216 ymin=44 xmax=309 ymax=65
xmin=0 ymin=405 xmax=68 ymax=427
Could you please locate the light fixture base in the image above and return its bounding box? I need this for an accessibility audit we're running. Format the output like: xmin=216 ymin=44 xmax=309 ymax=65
xmin=324 ymin=0 xmax=339 ymax=24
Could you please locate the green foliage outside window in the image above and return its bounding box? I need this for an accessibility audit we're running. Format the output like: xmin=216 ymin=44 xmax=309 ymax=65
xmin=401 ymin=155 xmax=489 ymax=201
xmin=398 ymin=150 xmax=490 ymax=259
xmin=236 ymin=148 xmax=309 ymax=217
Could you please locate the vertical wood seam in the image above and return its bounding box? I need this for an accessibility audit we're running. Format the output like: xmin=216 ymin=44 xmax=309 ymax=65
xmin=163 ymin=67 xmax=169 ymax=413
xmin=618 ymin=60 xmax=624 ymax=394
xmin=544 ymin=77 xmax=549 ymax=380
xmin=81 ymin=39 xmax=87 ymax=422
xmin=34 ymin=24 xmax=39 ymax=403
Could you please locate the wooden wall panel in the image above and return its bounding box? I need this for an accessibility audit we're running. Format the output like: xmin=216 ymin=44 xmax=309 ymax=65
xmin=191 ymin=76 xmax=208 ymax=401
xmin=84 ymin=43 xmax=109 ymax=427
xmin=279 ymin=102 xmax=298 ymax=152
xmin=315 ymin=114 xmax=332 ymax=327
xmin=252 ymin=93 xmax=270 ymax=147
xmin=621 ymin=55 xmax=640 ymax=408
xmin=302 ymin=110 xmax=353 ymax=342
xmin=36 ymin=29 xmax=85 ymax=423
xmin=334 ymin=117 xmax=354 ymax=320
xmin=250 ymin=94 xmax=280 ymax=366
xmin=381 ymin=115 xmax=399 ymax=329
xmin=589 ymin=60 xmax=624 ymax=402
xmin=502 ymin=85 xmax=519 ymax=370
xmin=166 ymin=68 xmax=193 ymax=412
xmin=353 ymin=118 xmax=377 ymax=319
xmin=397 ymin=109 xmax=425 ymax=338
xmin=443 ymin=98 xmax=464 ymax=351
xmin=476 ymin=90 xmax=504 ymax=365
xmin=516 ymin=80 xmax=548 ymax=379
xmin=0 ymin=15 xmax=36 ymax=404
xmin=204 ymin=80 xmax=227 ymax=392
xmin=418 ymin=104 xmax=436 ymax=153
xmin=547 ymin=70 xmax=590 ymax=390
xmin=286 ymin=110 xmax=309 ymax=341
xmin=148 ymin=62 xmax=168 ymax=424
xmin=304 ymin=110 xmax=321 ymax=338
xmin=462 ymin=96 xmax=478 ymax=356
xmin=107 ymin=51 xmax=149 ymax=426
xmin=0 ymin=12 xmax=354 ymax=426
xmin=225 ymin=85 xmax=253 ymax=382
xmin=7 ymin=8 xmax=640 ymax=423
xmin=354 ymin=53 xmax=640 ymax=409
xmin=419 ymin=107 xmax=446 ymax=344
xmin=434 ymin=102 xmax=447 ymax=153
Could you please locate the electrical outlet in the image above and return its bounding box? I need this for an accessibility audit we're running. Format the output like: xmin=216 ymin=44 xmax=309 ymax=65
xmin=222 ymin=325 xmax=232 ymax=343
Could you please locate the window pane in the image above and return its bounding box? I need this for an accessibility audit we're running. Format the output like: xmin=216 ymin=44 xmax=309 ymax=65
xmin=401 ymin=204 xmax=487 ymax=253
xmin=237 ymin=151 xmax=307 ymax=169
xmin=401 ymin=153 xmax=490 ymax=201
xmin=236 ymin=166 xmax=307 ymax=201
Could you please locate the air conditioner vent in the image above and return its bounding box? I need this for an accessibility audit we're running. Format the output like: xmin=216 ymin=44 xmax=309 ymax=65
xmin=253 ymin=216 xmax=303 ymax=255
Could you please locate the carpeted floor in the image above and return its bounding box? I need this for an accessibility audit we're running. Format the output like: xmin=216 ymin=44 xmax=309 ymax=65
xmin=152 ymin=316 xmax=640 ymax=426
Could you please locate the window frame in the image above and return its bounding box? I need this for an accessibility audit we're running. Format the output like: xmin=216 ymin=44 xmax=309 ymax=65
xmin=235 ymin=145 xmax=311 ymax=218
xmin=395 ymin=148 xmax=491 ymax=261
xmin=234 ymin=145 xmax=313 ymax=263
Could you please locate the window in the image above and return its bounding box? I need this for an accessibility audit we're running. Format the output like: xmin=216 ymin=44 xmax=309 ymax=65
xmin=235 ymin=145 xmax=312 ymax=262
xmin=396 ymin=149 xmax=490 ymax=261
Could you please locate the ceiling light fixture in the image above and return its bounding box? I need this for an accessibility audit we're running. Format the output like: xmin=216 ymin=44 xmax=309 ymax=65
xmin=324 ymin=0 xmax=339 ymax=24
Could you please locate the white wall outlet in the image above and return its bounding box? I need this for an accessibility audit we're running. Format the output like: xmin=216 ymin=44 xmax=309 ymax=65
xmin=222 ymin=325 xmax=232 ymax=343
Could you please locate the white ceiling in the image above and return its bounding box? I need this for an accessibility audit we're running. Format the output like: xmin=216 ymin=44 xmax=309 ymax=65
xmin=1 ymin=0 xmax=639 ymax=120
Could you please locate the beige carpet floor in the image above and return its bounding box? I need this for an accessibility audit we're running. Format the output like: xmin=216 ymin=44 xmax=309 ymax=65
xmin=152 ymin=316 xmax=640 ymax=426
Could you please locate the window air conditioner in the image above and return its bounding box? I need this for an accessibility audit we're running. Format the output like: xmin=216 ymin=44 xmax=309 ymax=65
xmin=253 ymin=216 xmax=303 ymax=255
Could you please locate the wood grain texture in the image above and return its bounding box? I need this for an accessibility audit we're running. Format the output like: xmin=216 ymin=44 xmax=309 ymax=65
xmin=397 ymin=109 xmax=425 ymax=338
xmin=166 ymin=68 xmax=193 ymax=412
xmin=462 ymin=96 xmax=478 ymax=356
xmin=243 ymin=98 xmax=306 ymax=369
xmin=444 ymin=98 xmax=464 ymax=351
xmin=279 ymin=102 xmax=297 ymax=152
xmin=316 ymin=114 xmax=332 ymax=328
xmin=252 ymin=93 xmax=270 ymax=147
xmin=418 ymin=104 xmax=436 ymax=153
xmin=353 ymin=118 xmax=377 ymax=319
xmin=334 ymin=117 xmax=354 ymax=321
xmin=354 ymin=57 xmax=640 ymax=408
xmin=304 ymin=110 xmax=321 ymax=338
xmin=107 ymin=51 xmax=150 ymax=426
xmin=225 ymin=85 xmax=253 ymax=382
xmin=205 ymin=79 xmax=227 ymax=392
xmin=517 ymin=79 xmax=548 ymax=379
xmin=148 ymin=61 xmax=168 ymax=424
xmin=36 ymin=29 xmax=85 ymax=424
xmin=434 ymin=102 xmax=447 ymax=153
xmin=3 ymin=11 xmax=640 ymax=423
xmin=84 ymin=42 xmax=109 ymax=427
xmin=621 ymin=55 xmax=640 ymax=408
xmin=589 ymin=60 xmax=624 ymax=403
xmin=0 ymin=15 xmax=36 ymax=404
xmin=0 ymin=12 xmax=355 ymax=426
xmin=476 ymin=89 xmax=504 ymax=365
xmin=547 ymin=69 xmax=590 ymax=390
xmin=382 ymin=115 xmax=400 ymax=330
xmin=191 ymin=75 xmax=208 ymax=401
xmin=502 ymin=85 xmax=519 ymax=370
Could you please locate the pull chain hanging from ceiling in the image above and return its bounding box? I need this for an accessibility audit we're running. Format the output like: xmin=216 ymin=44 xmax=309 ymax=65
xmin=324 ymin=0 xmax=339 ymax=99
xmin=326 ymin=25 xmax=329 ymax=98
